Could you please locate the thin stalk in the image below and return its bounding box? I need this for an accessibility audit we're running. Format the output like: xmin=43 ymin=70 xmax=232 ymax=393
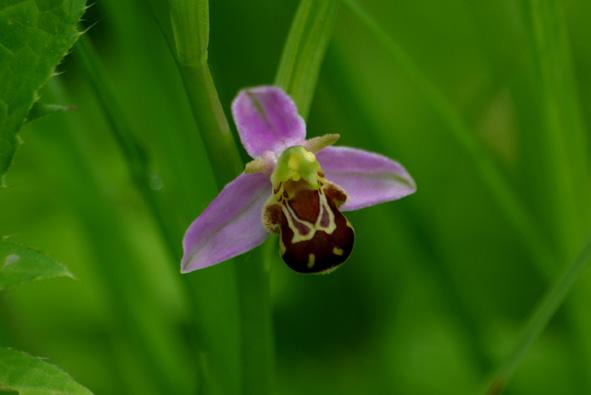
xmin=179 ymin=45 xmax=272 ymax=395
xmin=521 ymin=0 xmax=591 ymax=390
xmin=341 ymin=0 xmax=555 ymax=281
xmin=235 ymin=240 xmax=274 ymax=394
xmin=176 ymin=64 xmax=243 ymax=183
xmin=484 ymin=237 xmax=591 ymax=395
xmin=169 ymin=1 xmax=272 ymax=394
xmin=521 ymin=0 xmax=589 ymax=257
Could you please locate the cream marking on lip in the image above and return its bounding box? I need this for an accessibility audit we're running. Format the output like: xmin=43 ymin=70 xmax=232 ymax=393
xmin=282 ymin=188 xmax=337 ymax=244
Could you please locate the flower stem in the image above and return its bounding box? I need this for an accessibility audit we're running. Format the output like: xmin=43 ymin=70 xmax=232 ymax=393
xmin=177 ymin=64 xmax=243 ymax=183
xmin=169 ymin=0 xmax=243 ymax=183
xmin=169 ymin=2 xmax=272 ymax=394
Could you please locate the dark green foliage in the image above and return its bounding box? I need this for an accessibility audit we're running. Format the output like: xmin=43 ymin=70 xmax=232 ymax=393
xmin=0 ymin=348 xmax=91 ymax=395
xmin=0 ymin=0 xmax=85 ymax=178
xmin=0 ymin=240 xmax=72 ymax=290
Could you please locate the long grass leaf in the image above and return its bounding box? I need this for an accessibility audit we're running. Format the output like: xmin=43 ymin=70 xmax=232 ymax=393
xmin=484 ymin=237 xmax=591 ymax=394
xmin=342 ymin=0 xmax=555 ymax=281
xmin=275 ymin=0 xmax=339 ymax=119
xmin=168 ymin=1 xmax=272 ymax=394
xmin=520 ymin=0 xmax=590 ymax=259
xmin=42 ymin=80 xmax=197 ymax=395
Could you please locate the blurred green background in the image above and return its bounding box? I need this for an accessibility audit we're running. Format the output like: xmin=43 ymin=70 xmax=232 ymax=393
xmin=1 ymin=0 xmax=591 ymax=394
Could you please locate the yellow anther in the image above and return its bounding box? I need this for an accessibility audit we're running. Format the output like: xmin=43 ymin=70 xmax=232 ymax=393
xmin=303 ymin=151 xmax=316 ymax=162
xmin=288 ymin=156 xmax=299 ymax=171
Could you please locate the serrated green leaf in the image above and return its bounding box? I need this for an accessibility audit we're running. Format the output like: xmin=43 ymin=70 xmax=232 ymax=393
xmin=0 ymin=240 xmax=73 ymax=291
xmin=0 ymin=348 xmax=92 ymax=395
xmin=0 ymin=0 xmax=86 ymax=178
xmin=26 ymin=101 xmax=75 ymax=122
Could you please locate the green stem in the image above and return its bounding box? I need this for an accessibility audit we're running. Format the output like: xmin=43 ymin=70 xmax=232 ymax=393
xmin=521 ymin=0 xmax=589 ymax=257
xmin=485 ymin=237 xmax=591 ymax=395
xmin=520 ymin=0 xmax=591 ymax=389
xmin=177 ymin=64 xmax=243 ymax=182
xmin=168 ymin=1 xmax=272 ymax=394
xmin=341 ymin=0 xmax=555 ymax=281
xmin=235 ymin=240 xmax=274 ymax=394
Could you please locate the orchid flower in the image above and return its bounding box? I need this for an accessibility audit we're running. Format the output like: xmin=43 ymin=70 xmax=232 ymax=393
xmin=182 ymin=86 xmax=416 ymax=274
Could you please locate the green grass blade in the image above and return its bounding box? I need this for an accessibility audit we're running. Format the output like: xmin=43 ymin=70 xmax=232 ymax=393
xmin=169 ymin=0 xmax=243 ymax=184
xmin=484 ymin=237 xmax=591 ymax=394
xmin=0 ymin=347 xmax=92 ymax=395
xmin=342 ymin=0 xmax=555 ymax=280
xmin=520 ymin=0 xmax=589 ymax=257
xmin=275 ymin=0 xmax=339 ymax=119
xmin=323 ymin=46 xmax=494 ymax=375
xmin=169 ymin=2 xmax=272 ymax=394
xmin=519 ymin=0 xmax=591 ymax=389
xmin=235 ymin=240 xmax=274 ymax=395
xmin=0 ymin=240 xmax=73 ymax=291
xmin=0 ymin=0 xmax=86 ymax=180
xmin=42 ymin=80 xmax=196 ymax=395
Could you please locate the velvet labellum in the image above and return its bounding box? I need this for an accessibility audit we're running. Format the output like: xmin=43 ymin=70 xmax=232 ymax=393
xmin=263 ymin=147 xmax=354 ymax=273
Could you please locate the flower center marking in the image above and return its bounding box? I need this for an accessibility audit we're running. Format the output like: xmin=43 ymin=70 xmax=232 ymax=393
xmin=263 ymin=145 xmax=355 ymax=274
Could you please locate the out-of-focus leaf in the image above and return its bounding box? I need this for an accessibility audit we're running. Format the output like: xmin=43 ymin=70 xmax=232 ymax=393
xmin=484 ymin=237 xmax=591 ymax=394
xmin=0 ymin=347 xmax=92 ymax=395
xmin=0 ymin=240 xmax=73 ymax=291
xmin=275 ymin=0 xmax=339 ymax=119
xmin=0 ymin=0 xmax=86 ymax=179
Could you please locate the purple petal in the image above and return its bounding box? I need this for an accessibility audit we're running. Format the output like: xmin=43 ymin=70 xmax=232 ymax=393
xmin=316 ymin=146 xmax=416 ymax=211
xmin=232 ymin=86 xmax=306 ymax=158
xmin=182 ymin=173 xmax=271 ymax=273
